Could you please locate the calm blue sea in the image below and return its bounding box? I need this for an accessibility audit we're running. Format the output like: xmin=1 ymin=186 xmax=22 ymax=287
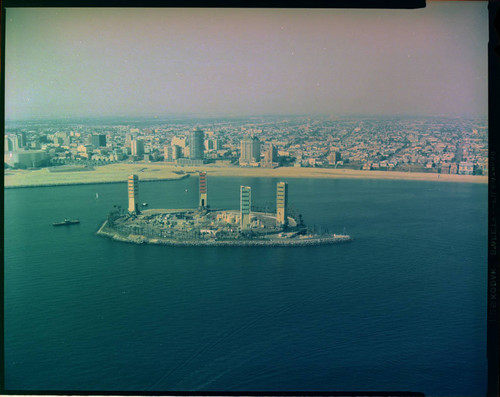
xmin=4 ymin=176 xmax=487 ymax=395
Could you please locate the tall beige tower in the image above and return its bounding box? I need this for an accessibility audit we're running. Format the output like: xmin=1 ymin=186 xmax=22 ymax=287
xmin=131 ymin=140 xmax=144 ymax=156
xmin=128 ymin=174 xmax=139 ymax=213
xmin=240 ymin=186 xmax=251 ymax=230
xmin=239 ymin=136 xmax=260 ymax=164
xmin=276 ymin=181 xmax=288 ymax=226
xmin=199 ymin=172 xmax=207 ymax=208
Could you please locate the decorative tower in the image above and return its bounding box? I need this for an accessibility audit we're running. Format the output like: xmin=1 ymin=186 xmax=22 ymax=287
xmin=199 ymin=172 xmax=207 ymax=208
xmin=128 ymin=174 xmax=139 ymax=214
xmin=240 ymin=186 xmax=251 ymax=230
xmin=276 ymin=181 xmax=288 ymax=227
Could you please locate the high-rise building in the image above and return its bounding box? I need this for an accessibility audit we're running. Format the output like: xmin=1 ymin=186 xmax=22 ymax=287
xmin=276 ymin=181 xmax=288 ymax=226
xmin=4 ymin=136 xmax=13 ymax=152
xmin=240 ymin=186 xmax=251 ymax=230
xmin=92 ymin=134 xmax=107 ymax=148
xmin=328 ymin=151 xmax=342 ymax=165
xmin=199 ymin=172 xmax=208 ymax=208
xmin=125 ymin=134 xmax=134 ymax=146
xmin=205 ymin=138 xmax=221 ymax=151
xmin=55 ymin=131 xmax=71 ymax=146
xmin=173 ymin=145 xmax=182 ymax=160
xmin=171 ymin=137 xmax=187 ymax=148
xmin=189 ymin=128 xmax=204 ymax=160
xmin=252 ymin=137 xmax=260 ymax=162
xmin=11 ymin=135 xmax=22 ymax=150
xmin=16 ymin=132 xmax=27 ymax=148
xmin=262 ymin=143 xmax=278 ymax=166
xmin=239 ymin=136 xmax=260 ymax=165
xmin=4 ymin=150 xmax=48 ymax=168
xmin=240 ymin=137 xmax=251 ymax=164
xmin=131 ymin=139 xmax=145 ymax=156
xmin=128 ymin=174 xmax=139 ymax=213
xmin=165 ymin=144 xmax=182 ymax=161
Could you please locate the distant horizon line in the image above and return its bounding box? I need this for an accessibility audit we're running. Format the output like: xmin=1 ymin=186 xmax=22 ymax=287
xmin=5 ymin=113 xmax=488 ymax=124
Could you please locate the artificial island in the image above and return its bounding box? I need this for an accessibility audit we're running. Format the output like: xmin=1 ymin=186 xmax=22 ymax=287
xmin=96 ymin=173 xmax=352 ymax=246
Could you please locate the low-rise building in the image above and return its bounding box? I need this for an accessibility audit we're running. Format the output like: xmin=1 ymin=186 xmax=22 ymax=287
xmin=458 ymin=161 xmax=474 ymax=175
xmin=5 ymin=150 xmax=49 ymax=168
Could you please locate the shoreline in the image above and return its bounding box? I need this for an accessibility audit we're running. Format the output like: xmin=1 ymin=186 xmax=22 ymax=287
xmin=4 ymin=163 xmax=487 ymax=188
xmin=96 ymin=220 xmax=353 ymax=247
xmin=4 ymin=175 xmax=189 ymax=189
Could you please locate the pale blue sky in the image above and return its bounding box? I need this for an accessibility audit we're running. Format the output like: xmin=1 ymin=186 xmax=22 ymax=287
xmin=5 ymin=3 xmax=488 ymax=120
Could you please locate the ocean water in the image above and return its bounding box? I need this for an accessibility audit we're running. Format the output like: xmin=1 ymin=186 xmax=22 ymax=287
xmin=4 ymin=176 xmax=487 ymax=395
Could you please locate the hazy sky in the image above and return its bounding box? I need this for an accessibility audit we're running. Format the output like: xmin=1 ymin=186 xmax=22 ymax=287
xmin=5 ymin=3 xmax=488 ymax=120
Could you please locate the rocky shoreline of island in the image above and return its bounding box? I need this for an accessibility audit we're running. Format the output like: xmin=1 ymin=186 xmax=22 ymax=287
xmin=96 ymin=220 xmax=352 ymax=247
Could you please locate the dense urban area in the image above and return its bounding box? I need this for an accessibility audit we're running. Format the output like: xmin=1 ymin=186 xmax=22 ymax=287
xmin=4 ymin=115 xmax=488 ymax=175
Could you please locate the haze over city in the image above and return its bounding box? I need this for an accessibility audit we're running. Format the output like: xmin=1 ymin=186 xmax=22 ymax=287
xmin=5 ymin=3 xmax=488 ymax=121
xmin=3 ymin=3 xmax=491 ymax=395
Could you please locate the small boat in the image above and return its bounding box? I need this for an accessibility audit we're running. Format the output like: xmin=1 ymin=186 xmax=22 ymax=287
xmin=141 ymin=202 xmax=148 ymax=207
xmin=96 ymin=193 xmax=99 ymax=199
xmin=53 ymin=218 xmax=80 ymax=226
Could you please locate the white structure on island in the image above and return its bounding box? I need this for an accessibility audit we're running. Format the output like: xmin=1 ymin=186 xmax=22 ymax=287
xmin=128 ymin=174 xmax=139 ymax=213
xmin=240 ymin=186 xmax=251 ymax=230
xmin=199 ymin=172 xmax=208 ymax=208
xmin=276 ymin=181 xmax=288 ymax=227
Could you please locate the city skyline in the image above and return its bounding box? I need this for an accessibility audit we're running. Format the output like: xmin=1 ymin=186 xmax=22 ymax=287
xmin=5 ymin=3 xmax=488 ymax=121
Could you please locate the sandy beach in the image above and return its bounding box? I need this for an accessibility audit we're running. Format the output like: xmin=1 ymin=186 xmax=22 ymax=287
xmin=4 ymin=163 xmax=487 ymax=188
xmin=4 ymin=163 xmax=188 ymax=188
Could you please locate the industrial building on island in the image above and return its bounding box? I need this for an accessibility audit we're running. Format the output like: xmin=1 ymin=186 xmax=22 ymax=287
xmin=99 ymin=173 xmax=351 ymax=246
